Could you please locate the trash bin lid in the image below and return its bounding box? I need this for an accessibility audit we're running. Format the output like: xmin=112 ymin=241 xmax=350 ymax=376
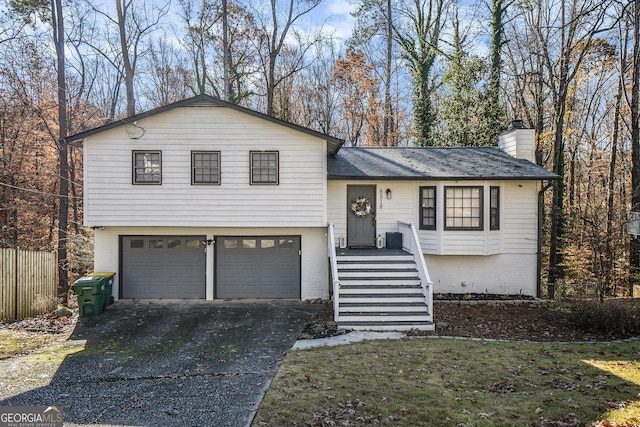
xmin=92 ymin=272 xmax=116 ymax=278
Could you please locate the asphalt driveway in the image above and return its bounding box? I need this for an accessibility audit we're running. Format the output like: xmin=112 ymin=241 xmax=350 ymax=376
xmin=0 ymin=299 xmax=322 ymax=427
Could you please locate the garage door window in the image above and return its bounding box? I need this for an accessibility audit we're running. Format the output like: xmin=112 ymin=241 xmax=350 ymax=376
xmin=186 ymin=239 xmax=203 ymax=249
xmin=262 ymin=239 xmax=275 ymax=249
xmin=149 ymin=239 xmax=163 ymax=248
xmin=279 ymin=238 xmax=295 ymax=248
xmin=243 ymin=239 xmax=257 ymax=249
xmin=130 ymin=239 xmax=144 ymax=249
xmin=168 ymin=239 xmax=181 ymax=249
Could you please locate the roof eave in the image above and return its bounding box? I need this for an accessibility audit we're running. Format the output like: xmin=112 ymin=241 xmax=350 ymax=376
xmin=327 ymin=175 xmax=561 ymax=181
xmin=65 ymin=94 xmax=345 ymax=154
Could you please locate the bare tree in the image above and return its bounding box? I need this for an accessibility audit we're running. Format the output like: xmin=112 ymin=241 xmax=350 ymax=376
xmin=529 ymin=0 xmax=613 ymax=291
xmin=83 ymin=0 xmax=169 ymax=117
xmin=251 ymin=0 xmax=324 ymax=117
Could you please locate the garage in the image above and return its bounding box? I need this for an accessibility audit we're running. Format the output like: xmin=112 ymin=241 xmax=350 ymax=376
xmin=216 ymin=236 xmax=301 ymax=299
xmin=121 ymin=236 xmax=206 ymax=299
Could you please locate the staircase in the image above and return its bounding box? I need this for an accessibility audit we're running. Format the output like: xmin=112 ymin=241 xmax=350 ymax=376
xmin=335 ymin=250 xmax=434 ymax=331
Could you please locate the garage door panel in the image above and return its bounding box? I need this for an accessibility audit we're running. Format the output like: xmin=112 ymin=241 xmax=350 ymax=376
xmin=216 ymin=236 xmax=300 ymax=299
xmin=122 ymin=236 xmax=206 ymax=299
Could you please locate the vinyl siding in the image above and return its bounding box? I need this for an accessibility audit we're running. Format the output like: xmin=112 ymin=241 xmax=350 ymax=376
xmin=84 ymin=106 xmax=327 ymax=227
xmin=328 ymin=180 xmax=539 ymax=256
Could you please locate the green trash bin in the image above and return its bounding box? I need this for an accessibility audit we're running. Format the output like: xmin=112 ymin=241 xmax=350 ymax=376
xmin=73 ymin=276 xmax=105 ymax=317
xmin=93 ymin=272 xmax=116 ymax=309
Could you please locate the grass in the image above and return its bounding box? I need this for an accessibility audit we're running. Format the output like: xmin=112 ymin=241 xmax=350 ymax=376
xmin=253 ymin=338 xmax=640 ymax=426
xmin=0 ymin=330 xmax=61 ymax=360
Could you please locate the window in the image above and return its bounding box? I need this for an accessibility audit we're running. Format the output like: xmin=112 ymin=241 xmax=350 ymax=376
xmin=419 ymin=186 xmax=436 ymax=230
xmin=192 ymin=151 xmax=220 ymax=185
xmin=133 ymin=151 xmax=161 ymax=184
xmin=250 ymin=151 xmax=279 ymax=184
xmin=490 ymin=186 xmax=500 ymax=230
xmin=149 ymin=239 xmax=163 ymax=248
xmin=167 ymin=239 xmax=182 ymax=249
xmin=444 ymin=186 xmax=483 ymax=230
xmin=186 ymin=239 xmax=203 ymax=249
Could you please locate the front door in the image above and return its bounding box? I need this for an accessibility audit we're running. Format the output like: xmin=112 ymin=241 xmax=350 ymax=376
xmin=347 ymin=185 xmax=376 ymax=247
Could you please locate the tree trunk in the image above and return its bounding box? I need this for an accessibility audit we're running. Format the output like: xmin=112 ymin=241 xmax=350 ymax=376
xmin=222 ymin=0 xmax=230 ymax=102
xmin=52 ymin=0 xmax=69 ymax=305
xmin=116 ymin=0 xmax=136 ymax=116
xmin=383 ymin=0 xmax=392 ymax=146
xmin=630 ymin=0 xmax=640 ymax=294
xmin=606 ymin=28 xmax=625 ymax=294
xmin=548 ymin=83 xmax=568 ymax=290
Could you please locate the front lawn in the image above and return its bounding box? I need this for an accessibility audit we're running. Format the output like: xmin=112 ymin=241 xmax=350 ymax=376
xmin=253 ymin=338 xmax=640 ymax=426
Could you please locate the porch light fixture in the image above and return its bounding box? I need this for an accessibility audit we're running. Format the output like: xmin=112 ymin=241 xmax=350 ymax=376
xmin=386 ymin=189 xmax=392 ymax=200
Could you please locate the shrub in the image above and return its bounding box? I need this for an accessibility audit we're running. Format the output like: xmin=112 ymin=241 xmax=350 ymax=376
xmin=569 ymin=299 xmax=640 ymax=338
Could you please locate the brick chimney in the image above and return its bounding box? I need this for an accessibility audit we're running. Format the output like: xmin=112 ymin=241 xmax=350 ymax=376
xmin=498 ymin=120 xmax=535 ymax=162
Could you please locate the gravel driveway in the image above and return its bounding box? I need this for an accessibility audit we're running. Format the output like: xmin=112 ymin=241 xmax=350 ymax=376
xmin=0 ymin=299 xmax=321 ymax=427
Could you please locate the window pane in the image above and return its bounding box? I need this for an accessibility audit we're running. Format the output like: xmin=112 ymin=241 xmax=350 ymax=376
xmin=223 ymin=239 xmax=238 ymax=249
xmin=420 ymin=186 xmax=436 ymax=230
xmin=261 ymin=239 xmax=275 ymax=249
xmin=251 ymin=152 xmax=278 ymax=184
xmin=186 ymin=239 xmax=202 ymax=249
xmin=192 ymin=152 xmax=220 ymax=184
xmin=279 ymin=239 xmax=294 ymax=248
xmin=133 ymin=151 xmax=161 ymax=184
xmin=130 ymin=239 xmax=144 ymax=249
xmin=243 ymin=239 xmax=257 ymax=249
xmin=490 ymin=187 xmax=500 ymax=230
xmin=167 ymin=239 xmax=181 ymax=249
xmin=149 ymin=239 xmax=163 ymax=249
xmin=444 ymin=186 xmax=483 ymax=230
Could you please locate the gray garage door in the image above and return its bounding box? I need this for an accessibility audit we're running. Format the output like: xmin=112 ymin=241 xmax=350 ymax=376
xmin=122 ymin=236 xmax=206 ymax=299
xmin=216 ymin=236 xmax=301 ymax=299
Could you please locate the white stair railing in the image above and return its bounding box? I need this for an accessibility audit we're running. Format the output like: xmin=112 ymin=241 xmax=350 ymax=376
xmin=327 ymin=223 xmax=340 ymax=322
xmin=398 ymin=221 xmax=433 ymax=313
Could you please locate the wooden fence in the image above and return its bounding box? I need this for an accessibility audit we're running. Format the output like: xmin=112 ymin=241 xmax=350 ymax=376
xmin=1 ymin=248 xmax=58 ymax=321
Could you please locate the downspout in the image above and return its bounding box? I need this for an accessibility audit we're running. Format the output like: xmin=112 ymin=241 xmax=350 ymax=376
xmin=537 ymin=181 xmax=554 ymax=298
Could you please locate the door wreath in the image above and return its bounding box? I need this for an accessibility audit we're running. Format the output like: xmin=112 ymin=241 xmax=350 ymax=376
xmin=351 ymin=197 xmax=372 ymax=218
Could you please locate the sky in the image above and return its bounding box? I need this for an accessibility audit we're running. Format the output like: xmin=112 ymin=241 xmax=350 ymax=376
xmin=312 ymin=0 xmax=358 ymax=42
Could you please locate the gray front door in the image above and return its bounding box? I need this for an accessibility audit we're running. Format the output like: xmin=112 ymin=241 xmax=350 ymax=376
xmin=121 ymin=236 xmax=206 ymax=299
xmin=216 ymin=236 xmax=301 ymax=299
xmin=347 ymin=185 xmax=376 ymax=247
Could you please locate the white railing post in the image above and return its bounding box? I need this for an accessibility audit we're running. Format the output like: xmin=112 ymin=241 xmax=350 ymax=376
xmin=398 ymin=221 xmax=433 ymax=313
xmin=327 ymin=223 xmax=340 ymax=322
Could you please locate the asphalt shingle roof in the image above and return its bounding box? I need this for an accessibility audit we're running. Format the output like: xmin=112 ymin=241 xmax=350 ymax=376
xmin=328 ymin=147 xmax=559 ymax=180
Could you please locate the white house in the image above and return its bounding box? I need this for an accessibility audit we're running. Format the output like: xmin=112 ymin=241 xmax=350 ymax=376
xmin=67 ymin=95 xmax=558 ymax=330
